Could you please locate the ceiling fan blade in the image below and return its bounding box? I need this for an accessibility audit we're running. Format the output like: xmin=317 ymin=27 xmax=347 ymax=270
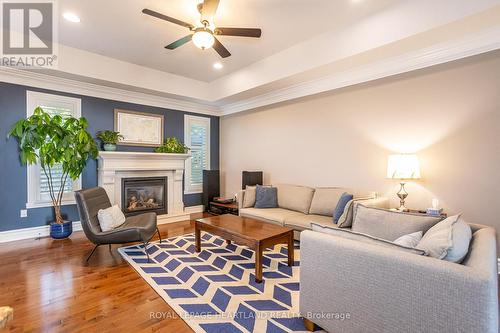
xmin=142 ymin=8 xmax=194 ymax=29
xmin=165 ymin=35 xmax=193 ymax=50
xmin=215 ymin=27 xmax=262 ymax=38
xmin=213 ymin=37 xmax=231 ymax=58
xmin=200 ymin=0 xmax=220 ymax=23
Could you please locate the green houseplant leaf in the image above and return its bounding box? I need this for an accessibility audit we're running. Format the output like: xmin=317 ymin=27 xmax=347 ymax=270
xmin=155 ymin=137 xmax=190 ymax=154
xmin=96 ymin=130 xmax=124 ymax=144
xmin=8 ymin=107 xmax=98 ymax=224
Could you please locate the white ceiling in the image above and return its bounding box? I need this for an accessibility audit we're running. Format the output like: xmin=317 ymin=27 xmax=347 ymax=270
xmin=58 ymin=0 xmax=397 ymax=82
xmin=3 ymin=0 xmax=500 ymax=115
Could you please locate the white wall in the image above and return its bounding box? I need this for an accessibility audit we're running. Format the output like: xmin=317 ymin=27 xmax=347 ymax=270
xmin=220 ymin=51 xmax=500 ymax=251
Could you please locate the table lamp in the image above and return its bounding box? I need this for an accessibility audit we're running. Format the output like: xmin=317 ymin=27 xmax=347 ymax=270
xmin=387 ymin=154 xmax=421 ymax=212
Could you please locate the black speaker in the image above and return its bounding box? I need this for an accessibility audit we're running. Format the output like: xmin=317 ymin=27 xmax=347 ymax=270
xmin=242 ymin=171 xmax=263 ymax=189
xmin=202 ymin=170 xmax=220 ymax=211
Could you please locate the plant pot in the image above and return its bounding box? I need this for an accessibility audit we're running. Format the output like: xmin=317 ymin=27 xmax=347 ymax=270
xmin=50 ymin=220 xmax=73 ymax=239
xmin=103 ymin=143 xmax=117 ymax=151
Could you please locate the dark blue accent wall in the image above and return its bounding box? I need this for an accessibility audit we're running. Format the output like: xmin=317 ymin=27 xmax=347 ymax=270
xmin=0 ymin=81 xmax=219 ymax=232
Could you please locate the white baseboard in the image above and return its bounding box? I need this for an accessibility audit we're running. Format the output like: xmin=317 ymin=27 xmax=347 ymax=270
xmin=0 ymin=221 xmax=82 ymax=243
xmin=0 ymin=207 xmax=204 ymax=243
xmin=184 ymin=205 xmax=204 ymax=214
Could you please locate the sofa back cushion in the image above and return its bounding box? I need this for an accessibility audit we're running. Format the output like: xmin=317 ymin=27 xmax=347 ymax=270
xmin=275 ymin=184 xmax=315 ymax=214
xmin=309 ymin=188 xmax=345 ymax=216
xmin=309 ymin=187 xmax=376 ymax=216
xmin=311 ymin=223 xmax=426 ymax=255
xmin=352 ymin=205 xmax=443 ymax=241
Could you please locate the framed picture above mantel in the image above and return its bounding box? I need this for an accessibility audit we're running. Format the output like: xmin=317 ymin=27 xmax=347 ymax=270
xmin=114 ymin=109 xmax=164 ymax=147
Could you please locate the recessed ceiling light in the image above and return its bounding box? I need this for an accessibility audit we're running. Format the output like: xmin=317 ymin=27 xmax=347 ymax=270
xmin=63 ymin=12 xmax=81 ymax=23
xmin=213 ymin=62 xmax=223 ymax=70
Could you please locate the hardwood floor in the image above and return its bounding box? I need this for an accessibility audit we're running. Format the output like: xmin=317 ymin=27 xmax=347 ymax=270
xmin=0 ymin=214 xmax=204 ymax=333
xmin=1 ymin=214 xmax=499 ymax=332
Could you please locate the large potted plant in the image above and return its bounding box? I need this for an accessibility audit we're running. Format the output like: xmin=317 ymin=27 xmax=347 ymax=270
xmin=96 ymin=130 xmax=123 ymax=151
xmin=8 ymin=107 xmax=98 ymax=239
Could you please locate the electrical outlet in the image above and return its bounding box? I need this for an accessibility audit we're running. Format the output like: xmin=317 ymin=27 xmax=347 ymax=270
xmin=20 ymin=209 xmax=28 ymax=218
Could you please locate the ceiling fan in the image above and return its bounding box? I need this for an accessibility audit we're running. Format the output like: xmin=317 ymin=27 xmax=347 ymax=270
xmin=142 ymin=0 xmax=262 ymax=58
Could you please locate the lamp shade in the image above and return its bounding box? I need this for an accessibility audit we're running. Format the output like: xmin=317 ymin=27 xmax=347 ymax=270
xmin=387 ymin=154 xmax=421 ymax=179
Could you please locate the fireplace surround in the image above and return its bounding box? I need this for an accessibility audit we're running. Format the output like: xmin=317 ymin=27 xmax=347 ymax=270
xmin=97 ymin=151 xmax=191 ymax=223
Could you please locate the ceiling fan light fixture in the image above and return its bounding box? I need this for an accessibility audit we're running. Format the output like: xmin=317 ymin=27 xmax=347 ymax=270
xmin=192 ymin=28 xmax=215 ymax=50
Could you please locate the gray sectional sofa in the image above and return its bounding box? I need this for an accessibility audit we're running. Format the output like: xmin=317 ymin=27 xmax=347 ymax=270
xmin=300 ymin=223 xmax=498 ymax=332
xmin=236 ymin=184 xmax=389 ymax=239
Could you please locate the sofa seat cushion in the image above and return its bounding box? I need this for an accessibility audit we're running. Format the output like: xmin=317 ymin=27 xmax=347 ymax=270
xmin=276 ymin=184 xmax=315 ymax=214
xmin=284 ymin=214 xmax=335 ymax=231
xmin=239 ymin=208 xmax=303 ymax=225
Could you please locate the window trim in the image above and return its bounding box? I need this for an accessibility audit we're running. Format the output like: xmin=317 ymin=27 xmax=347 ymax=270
xmin=184 ymin=115 xmax=211 ymax=195
xmin=26 ymin=91 xmax=82 ymax=209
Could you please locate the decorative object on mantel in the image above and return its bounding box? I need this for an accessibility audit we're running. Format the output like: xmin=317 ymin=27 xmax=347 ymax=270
xmin=114 ymin=109 xmax=164 ymax=147
xmin=154 ymin=137 xmax=190 ymax=153
xmin=387 ymin=154 xmax=421 ymax=212
xmin=0 ymin=306 xmax=13 ymax=328
xmin=96 ymin=130 xmax=124 ymax=151
xmin=8 ymin=107 xmax=98 ymax=239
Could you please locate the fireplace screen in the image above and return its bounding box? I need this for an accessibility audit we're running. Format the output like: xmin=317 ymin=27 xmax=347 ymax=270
xmin=121 ymin=177 xmax=168 ymax=216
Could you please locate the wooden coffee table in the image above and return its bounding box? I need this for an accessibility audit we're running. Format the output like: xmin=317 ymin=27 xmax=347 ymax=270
xmin=195 ymin=214 xmax=294 ymax=283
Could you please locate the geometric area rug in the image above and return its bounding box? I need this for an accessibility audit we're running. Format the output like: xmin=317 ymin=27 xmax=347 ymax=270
xmin=118 ymin=232 xmax=319 ymax=333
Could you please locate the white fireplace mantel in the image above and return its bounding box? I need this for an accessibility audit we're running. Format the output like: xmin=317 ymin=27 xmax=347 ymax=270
xmin=97 ymin=151 xmax=192 ymax=223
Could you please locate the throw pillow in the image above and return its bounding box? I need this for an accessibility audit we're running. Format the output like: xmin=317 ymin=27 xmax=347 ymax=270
xmin=393 ymin=231 xmax=423 ymax=248
xmin=98 ymin=204 xmax=126 ymax=232
xmin=242 ymin=185 xmax=256 ymax=208
xmin=333 ymin=192 xmax=354 ymax=223
xmin=352 ymin=205 xmax=442 ymax=241
xmin=311 ymin=223 xmax=426 ymax=255
xmin=254 ymin=185 xmax=278 ymax=208
xmin=416 ymin=214 xmax=472 ymax=262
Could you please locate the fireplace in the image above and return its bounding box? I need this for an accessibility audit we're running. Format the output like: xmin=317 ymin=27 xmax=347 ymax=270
xmin=121 ymin=177 xmax=168 ymax=216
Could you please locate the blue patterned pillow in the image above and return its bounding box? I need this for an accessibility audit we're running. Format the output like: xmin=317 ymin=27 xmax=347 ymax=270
xmin=333 ymin=192 xmax=354 ymax=223
xmin=254 ymin=185 xmax=278 ymax=208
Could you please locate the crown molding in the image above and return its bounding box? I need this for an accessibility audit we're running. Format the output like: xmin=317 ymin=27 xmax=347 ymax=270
xmin=0 ymin=67 xmax=222 ymax=116
xmin=220 ymin=27 xmax=500 ymax=115
xmin=2 ymin=26 xmax=500 ymax=117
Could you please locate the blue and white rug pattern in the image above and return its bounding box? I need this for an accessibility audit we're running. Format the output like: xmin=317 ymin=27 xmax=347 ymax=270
xmin=118 ymin=232 xmax=311 ymax=333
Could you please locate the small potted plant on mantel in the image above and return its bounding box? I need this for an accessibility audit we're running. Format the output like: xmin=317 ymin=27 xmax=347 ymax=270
xmin=155 ymin=137 xmax=190 ymax=153
xmin=96 ymin=130 xmax=124 ymax=151
xmin=8 ymin=107 xmax=98 ymax=239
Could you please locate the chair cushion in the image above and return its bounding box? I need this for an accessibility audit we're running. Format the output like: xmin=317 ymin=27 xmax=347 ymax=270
xmin=284 ymin=214 xmax=335 ymax=231
xmin=97 ymin=212 xmax=157 ymax=244
xmin=97 ymin=204 xmax=126 ymax=232
xmin=311 ymin=223 xmax=426 ymax=255
xmin=352 ymin=205 xmax=442 ymax=241
xmin=417 ymin=215 xmax=472 ymax=262
xmin=239 ymin=208 xmax=303 ymax=225
xmin=276 ymin=184 xmax=315 ymax=214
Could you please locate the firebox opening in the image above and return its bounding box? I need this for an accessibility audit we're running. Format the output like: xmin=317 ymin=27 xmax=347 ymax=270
xmin=121 ymin=177 xmax=168 ymax=216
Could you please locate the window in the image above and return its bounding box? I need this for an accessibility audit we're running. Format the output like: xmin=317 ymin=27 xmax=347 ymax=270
xmin=26 ymin=91 xmax=82 ymax=208
xmin=184 ymin=115 xmax=210 ymax=194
